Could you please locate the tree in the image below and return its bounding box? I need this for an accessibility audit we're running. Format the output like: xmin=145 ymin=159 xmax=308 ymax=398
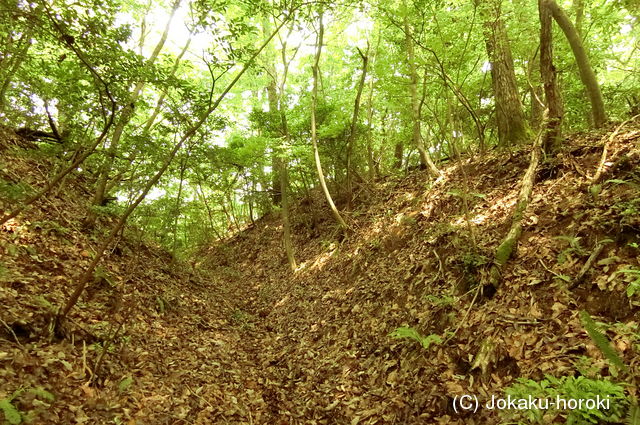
xmin=539 ymin=0 xmax=564 ymax=154
xmin=402 ymin=5 xmax=440 ymax=177
xmin=310 ymin=11 xmax=348 ymax=231
xmin=546 ymin=0 xmax=607 ymax=128
xmin=475 ymin=0 xmax=531 ymax=146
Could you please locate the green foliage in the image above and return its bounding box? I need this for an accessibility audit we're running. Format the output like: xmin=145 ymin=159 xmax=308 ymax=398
xmin=462 ymin=251 xmax=490 ymax=271
xmin=0 ymin=398 xmax=21 ymax=425
xmin=627 ymin=403 xmax=640 ymax=425
xmin=616 ymin=268 xmax=640 ymax=297
xmin=0 ymin=179 xmax=32 ymax=201
xmin=31 ymin=220 xmax=70 ymax=237
xmin=606 ymin=179 xmax=640 ymax=189
xmin=0 ymin=388 xmax=26 ymax=425
xmin=29 ymin=387 xmax=54 ymax=403
xmin=503 ymin=375 xmax=628 ymax=424
xmin=580 ymin=311 xmax=627 ymax=374
xmin=389 ymin=326 xmax=442 ymax=350
xmin=554 ymin=235 xmax=587 ymax=264
xmin=231 ymin=309 xmax=254 ymax=329
xmin=424 ymin=294 xmax=456 ymax=307
xmin=118 ymin=376 xmax=134 ymax=393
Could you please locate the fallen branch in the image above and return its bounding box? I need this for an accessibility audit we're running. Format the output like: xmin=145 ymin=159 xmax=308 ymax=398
xmin=569 ymin=239 xmax=611 ymax=289
xmin=590 ymin=114 xmax=640 ymax=185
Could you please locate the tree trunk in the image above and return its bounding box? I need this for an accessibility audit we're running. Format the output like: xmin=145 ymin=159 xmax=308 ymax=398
xmin=311 ymin=12 xmax=347 ymax=231
xmin=266 ymin=79 xmax=282 ymax=205
xmin=0 ymin=30 xmax=32 ymax=113
xmin=547 ymin=0 xmax=606 ymax=128
xmin=171 ymin=155 xmax=187 ymax=264
xmin=476 ymin=0 xmax=530 ymax=146
xmin=142 ymin=37 xmax=192 ymax=134
xmin=345 ymin=45 xmax=369 ymax=208
xmin=403 ymin=12 xmax=440 ymax=176
xmin=84 ymin=1 xmax=181 ymax=228
xmin=539 ymin=0 xmax=564 ymax=154
xmin=57 ymin=13 xmax=291 ymax=320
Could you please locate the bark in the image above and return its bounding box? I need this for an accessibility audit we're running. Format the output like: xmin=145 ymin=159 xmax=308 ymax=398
xmin=547 ymin=0 xmax=606 ymax=128
xmin=365 ymin=77 xmax=376 ymax=180
xmin=266 ymin=78 xmax=282 ymax=205
xmin=476 ymin=0 xmax=530 ymax=146
xmin=393 ymin=142 xmax=404 ymax=170
xmin=539 ymin=0 xmax=564 ymax=154
xmin=345 ymin=45 xmax=369 ymax=208
xmin=403 ymin=11 xmax=440 ymax=177
xmin=280 ymin=156 xmax=296 ymax=271
xmin=311 ymin=12 xmax=347 ymax=231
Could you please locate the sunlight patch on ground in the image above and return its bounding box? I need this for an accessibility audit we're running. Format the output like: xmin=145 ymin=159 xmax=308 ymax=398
xmin=451 ymin=194 xmax=518 ymax=227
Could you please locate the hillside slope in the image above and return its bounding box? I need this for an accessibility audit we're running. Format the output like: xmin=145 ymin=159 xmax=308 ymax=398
xmin=202 ymin=121 xmax=640 ymax=424
xmin=1 ymin=121 xmax=639 ymax=424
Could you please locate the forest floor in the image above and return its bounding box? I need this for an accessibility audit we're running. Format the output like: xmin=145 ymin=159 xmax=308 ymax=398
xmin=1 ymin=121 xmax=640 ymax=424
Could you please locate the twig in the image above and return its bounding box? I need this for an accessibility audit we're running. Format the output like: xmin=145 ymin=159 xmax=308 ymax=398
xmin=570 ymin=239 xmax=610 ymax=289
xmin=0 ymin=317 xmax=24 ymax=348
xmin=538 ymin=258 xmax=568 ymax=281
xmin=186 ymin=383 xmax=215 ymax=409
xmin=591 ymin=114 xmax=640 ymax=184
xmin=444 ymin=284 xmax=481 ymax=344
xmin=432 ymin=249 xmax=443 ymax=281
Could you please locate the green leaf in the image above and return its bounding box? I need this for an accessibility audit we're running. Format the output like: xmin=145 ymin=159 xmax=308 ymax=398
xmin=580 ymin=311 xmax=627 ymax=372
xmin=0 ymin=399 xmax=22 ymax=425
xmin=627 ymin=403 xmax=640 ymax=425
xmin=389 ymin=326 xmax=442 ymax=349
xmin=118 ymin=376 xmax=134 ymax=393
xmin=28 ymin=387 xmax=55 ymax=402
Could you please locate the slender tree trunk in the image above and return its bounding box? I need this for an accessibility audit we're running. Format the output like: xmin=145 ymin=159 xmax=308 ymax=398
xmin=264 ymin=17 xmax=298 ymax=269
xmin=345 ymin=44 xmax=369 ymax=208
xmin=547 ymin=0 xmax=606 ymax=128
xmin=142 ymin=36 xmax=192 ymax=134
xmin=403 ymin=11 xmax=440 ymax=176
xmin=195 ymin=176 xmax=222 ymax=240
xmin=57 ymin=13 xmax=291 ymax=320
xmin=280 ymin=156 xmax=296 ymax=270
xmin=267 ymin=78 xmax=282 ymax=205
xmin=84 ymin=1 xmax=181 ymax=228
xmin=539 ymin=0 xmax=564 ymax=154
xmin=0 ymin=30 xmax=32 ymax=113
xmin=311 ymin=12 xmax=347 ymax=231
xmin=476 ymin=0 xmax=530 ymax=146
xmin=365 ymin=81 xmax=376 ymax=180
xmin=171 ymin=156 xmax=187 ymax=264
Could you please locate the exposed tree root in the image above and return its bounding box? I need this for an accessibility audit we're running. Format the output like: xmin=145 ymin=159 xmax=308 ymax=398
xmin=488 ymin=128 xmax=544 ymax=289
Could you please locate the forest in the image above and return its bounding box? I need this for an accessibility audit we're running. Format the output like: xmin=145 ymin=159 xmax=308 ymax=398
xmin=1 ymin=0 xmax=640 ymax=422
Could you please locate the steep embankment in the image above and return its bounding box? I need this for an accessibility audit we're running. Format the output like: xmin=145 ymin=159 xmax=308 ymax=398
xmin=203 ymin=121 xmax=640 ymax=424
xmin=1 ymin=122 xmax=639 ymax=424
xmin=0 ymin=128 xmax=266 ymax=424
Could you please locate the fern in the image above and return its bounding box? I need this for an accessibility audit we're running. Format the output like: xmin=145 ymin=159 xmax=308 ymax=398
xmin=617 ymin=268 xmax=640 ymax=297
xmin=0 ymin=398 xmax=21 ymax=425
xmin=580 ymin=311 xmax=627 ymax=373
xmin=627 ymin=404 xmax=640 ymax=425
xmin=504 ymin=375 xmax=628 ymax=424
xmin=389 ymin=326 xmax=442 ymax=349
